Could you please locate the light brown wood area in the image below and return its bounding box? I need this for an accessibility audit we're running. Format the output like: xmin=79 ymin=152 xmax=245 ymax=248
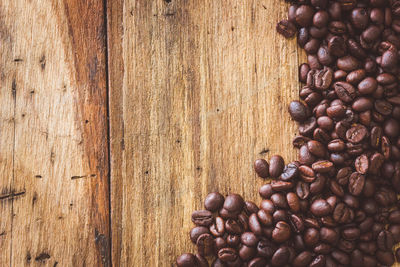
xmin=2 ymin=0 xmax=400 ymax=266
xmin=108 ymin=0 xmax=300 ymax=265
xmin=0 ymin=0 xmax=110 ymax=266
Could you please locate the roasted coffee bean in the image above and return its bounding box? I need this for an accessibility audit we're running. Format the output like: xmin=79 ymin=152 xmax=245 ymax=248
xmin=352 ymin=97 xmax=373 ymax=112
xmin=280 ymin=162 xmax=299 ymax=181
xmin=210 ymin=217 xmax=225 ymax=237
xmin=191 ymin=226 xmax=211 ymax=244
xmin=259 ymin=184 xmax=274 ymax=199
xmin=304 ymin=228 xmax=320 ymax=246
xmin=269 ymin=155 xmax=285 ymax=178
xmin=293 ymin=251 xmax=313 ymax=267
xmin=273 ymin=209 xmax=288 ymax=223
xmin=238 ymin=245 xmax=256 ymax=261
xmin=244 ymin=201 xmax=259 ymax=216
xmin=223 ymin=194 xmax=244 ymax=213
xmin=218 ymin=247 xmax=238 ymax=262
xmin=176 ymin=253 xmax=197 ymax=267
xmin=334 ymin=81 xmax=356 ymax=103
xmin=377 ymin=230 xmax=394 ymax=251
xmin=257 ymin=209 xmax=273 ymax=226
xmin=272 ymin=221 xmax=291 ymax=243
xmin=271 ymin=247 xmax=290 ymax=266
xmin=295 ymin=5 xmax=315 ymax=27
xmin=346 ymin=124 xmax=368 ymax=143
xmin=299 ymin=117 xmax=317 ymax=136
xmin=286 ymin=192 xmax=300 ymax=213
xmin=249 ymin=214 xmax=262 ymax=236
xmin=296 ymin=181 xmax=310 ymax=200
xmin=205 ymin=192 xmax=225 ymax=212
xmin=254 ymin=159 xmax=269 ymax=178
xmin=277 ymin=20 xmax=297 ymax=38
xmin=337 ymin=56 xmax=360 ymax=72
xmin=260 ymin=199 xmax=275 ymax=214
xmin=348 ymin=172 xmax=365 ymax=196
xmin=289 ymin=101 xmax=309 ymax=122
xmin=293 ymin=136 xmax=311 ymax=148
xmin=389 ymin=224 xmax=400 ymax=242
xmin=389 ymin=210 xmax=400 ymax=224
xmin=299 ymin=165 xmax=315 ymax=182
xmin=271 ymin=193 xmax=289 ymax=209
xmin=289 ymin=214 xmax=304 ymax=233
xmin=197 ymin=233 xmax=215 ymax=256
xmin=311 ymin=199 xmax=332 ymax=217
xmin=312 ymin=160 xmax=334 ymax=173
xmin=192 ymin=210 xmax=213 ymax=226
xmin=299 ymin=145 xmax=316 ymax=165
xmin=225 ymin=219 xmax=243 ymax=235
xmin=354 ymin=154 xmax=368 ymax=174
xmin=376 ymin=250 xmax=395 ymax=266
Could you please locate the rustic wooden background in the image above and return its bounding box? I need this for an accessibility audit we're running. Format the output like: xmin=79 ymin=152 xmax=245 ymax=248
xmin=1 ymin=0 xmax=397 ymax=266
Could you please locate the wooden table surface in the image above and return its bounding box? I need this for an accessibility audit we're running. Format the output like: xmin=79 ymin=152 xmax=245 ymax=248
xmin=1 ymin=0 xmax=398 ymax=266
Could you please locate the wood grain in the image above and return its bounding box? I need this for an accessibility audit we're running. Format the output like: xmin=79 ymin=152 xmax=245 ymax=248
xmin=108 ymin=0 xmax=300 ymax=265
xmin=0 ymin=0 xmax=110 ymax=266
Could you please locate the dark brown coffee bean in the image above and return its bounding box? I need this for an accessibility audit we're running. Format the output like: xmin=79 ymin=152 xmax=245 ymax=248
xmin=296 ymin=181 xmax=310 ymax=200
xmin=304 ymin=228 xmax=320 ymax=247
xmin=293 ymin=251 xmax=313 ymax=267
xmin=286 ymin=192 xmax=300 ymax=213
xmin=326 ymin=105 xmax=346 ymax=119
xmin=219 ymin=208 xmax=237 ymax=220
xmin=240 ymin=232 xmax=258 ymax=247
xmin=337 ymin=56 xmax=360 ymax=72
xmin=210 ymin=217 xmax=225 ymax=237
xmin=260 ymin=199 xmax=275 ymax=214
xmin=176 ymin=253 xmax=197 ymax=267
xmin=389 ymin=210 xmax=400 ymax=224
xmin=389 ymin=224 xmax=400 ymax=242
xmin=205 ymin=192 xmax=225 ymax=212
xmin=331 ymin=250 xmax=350 ymax=265
xmin=272 ymin=221 xmax=291 ymax=243
xmin=313 ymin=128 xmax=331 ymax=144
xmin=238 ymin=245 xmax=256 ymax=261
xmin=289 ymin=214 xmax=304 ymax=234
xmin=317 ymin=116 xmax=334 ymax=131
xmin=244 ymin=201 xmax=259 ymax=216
xmin=299 ymin=117 xmax=317 ymax=136
xmin=295 ymin=5 xmax=315 ymax=27
xmin=317 ymin=46 xmax=334 ymax=66
xmin=299 ymin=63 xmax=310 ymax=83
xmin=280 ymin=163 xmax=299 ymax=181
xmin=271 ymin=247 xmax=290 ymax=266
xmin=358 ymin=77 xmax=377 ymax=95
xmin=192 ymin=210 xmax=213 ymax=226
xmin=310 ymin=255 xmax=326 ymax=267
xmin=254 ymin=159 xmax=269 ymax=178
xmin=289 ymin=101 xmax=309 ymax=122
xmin=348 ymin=172 xmax=365 ymax=196
xmin=329 ymin=21 xmax=347 ymax=34
xmin=277 ymin=20 xmax=297 ymax=38
xmin=376 ymin=250 xmax=395 ymax=266
xmin=377 ymin=230 xmax=394 ymax=251
xmin=375 ymin=99 xmax=392 ymax=116
xmin=314 ymin=243 xmax=331 ymax=254
xmin=334 ymin=81 xmax=356 ymax=103
xmin=328 ymin=36 xmax=346 ymax=57
xmin=312 ymin=160 xmax=334 ymax=173
xmin=259 ymin=184 xmax=274 ymax=199
xmin=346 ymin=69 xmax=366 ymax=85
xmin=342 ymin=227 xmax=360 ymax=241
xmin=382 ymin=136 xmax=391 ymax=159
xmin=313 ymin=10 xmax=329 ymax=28
xmin=271 ymin=193 xmax=288 ymax=209
xmin=223 ymin=194 xmax=244 ymax=213
xmin=257 ymin=209 xmax=273 ymax=226
xmin=310 ymin=173 xmax=326 ymax=194
xmin=225 ymin=219 xmax=243 ymax=235
xmin=271 ymin=181 xmax=293 ymax=192
xmin=249 ymin=213 xmax=262 ymax=236
xmin=327 ymin=139 xmax=345 ymax=152
xmin=346 ymin=124 xmax=368 ymax=143
xmin=320 ymin=227 xmax=338 ymax=244
xmin=351 ymin=7 xmax=368 ymax=29
xmin=370 ymin=126 xmax=382 ymax=149
xmin=218 ymin=247 xmax=238 ymax=262
xmin=311 ymin=199 xmax=332 ymax=217
xmin=329 ymin=179 xmax=344 ymax=197
xmin=333 ymin=203 xmax=352 ymax=223
xmin=299 ymin=165 xmax=316 ymax=182
xmin=352 ymin=97 xmax=373 ymax=112
xmin=269 ymin=155 xmax=284 ymax=178
xmin=197 ymin=233 xmax=214 ymax=256
xmin=190 ymin=226 xmax=210 ymax=243
xmin=354 ymin=154 xmax=368 ymax=174
xmin=334 ymin=69 xmax=347 ymax=81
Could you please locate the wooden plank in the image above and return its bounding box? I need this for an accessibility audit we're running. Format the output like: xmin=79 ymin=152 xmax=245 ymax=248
xmin=108 ymin=0 xmax=300 ymax=265
xmin=0 ymin=0 xmax=110 ymax=266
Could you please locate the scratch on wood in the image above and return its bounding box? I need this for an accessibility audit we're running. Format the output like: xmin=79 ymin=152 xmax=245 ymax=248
xmin=32 ymin=192 xmax=38 ymax=206
xmin=35 ymin=252 xmax=50 ymax=262
xmin=53 ymin=262 xmax=58 ymax=267
xmin=35 ymin=175 xmax=42 ymax=179
xmin=0 ymin=190 xmax=25 ymax=200
xmin=39 ymin=54 xmax=46 ymax=70
xmin=259 ymin=148 xmax=270 ymax=155
xmin=71 ymin=174 xmax=96 ymax=180
xmin=0 ymin=231 xmax=5 ymax=236
xmin=13 ymin=58 xmax=23 ymax=62
xmin=26 ymin=252 xmax=31 ymax=263
xmin=11 ymin=78 xmax=16 ymax=98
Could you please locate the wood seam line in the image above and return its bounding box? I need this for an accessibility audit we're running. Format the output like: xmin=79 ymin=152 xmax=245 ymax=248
xmin=103 ymin=0 xmax=113 ymax=265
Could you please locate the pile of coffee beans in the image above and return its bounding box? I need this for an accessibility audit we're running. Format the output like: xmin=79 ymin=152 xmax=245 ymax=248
xmin=176 ymin=0 xmax=400 ymax=266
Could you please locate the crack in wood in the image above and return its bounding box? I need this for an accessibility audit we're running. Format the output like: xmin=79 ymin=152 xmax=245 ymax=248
xmin=71 ymin=174 xmax=96 ymax=180
xmin=0 ymin=190 xmax=25 ymax=200
xmin=35 ymin=252 xmax=50 ymax=262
